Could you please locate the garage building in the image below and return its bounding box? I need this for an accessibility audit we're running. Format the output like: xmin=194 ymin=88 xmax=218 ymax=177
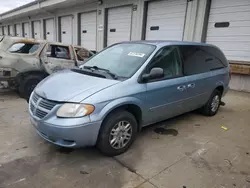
xmin=0 ymin=0 xmax=249 ymax=92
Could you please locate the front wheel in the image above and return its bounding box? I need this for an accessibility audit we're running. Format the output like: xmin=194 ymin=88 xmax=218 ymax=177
xmin=200 ymin=89 xmax=222 ymax=116
xmin=97 ymin=111 xmax=138 ymax=156
xmin=19 ymin=74 xmax=44 ymax=101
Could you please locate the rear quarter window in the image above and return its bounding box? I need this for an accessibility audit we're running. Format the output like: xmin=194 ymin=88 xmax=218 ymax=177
xmin=180 ymin=45 xmax=226 ymax=76
xmin=200 ymin=46 xmax=228 ymax=68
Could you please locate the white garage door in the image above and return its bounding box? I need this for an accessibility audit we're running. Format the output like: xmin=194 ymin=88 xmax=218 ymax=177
xmin=23 ymin=22 xmax=30 ymax=38
xmin=3 ymin=26 xmax=8 ymax=35
xmin=145 ymin=0 xmax=187 ymax=40
xmin=60 ymin=16 xmax=73 ymax=44
xmin=15 ymin=24 xmax=22 ymax=37
xmin=44 ymin=18 xmax=55 ymax=41
xmin=33 ymin=21 xmax=41 ymax=39
xmin=206 ymin=0 xmax=250 ymax=62
xmin=80 ymin=11 xmax=97 ymax=50
xmin=8 ymin=25 xmax=14 ymax=36
xmin=107 ymin=6 xmax=132 ymax=46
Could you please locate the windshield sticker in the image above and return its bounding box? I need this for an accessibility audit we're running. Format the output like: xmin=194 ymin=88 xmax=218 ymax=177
xmin=128 ymin=52 xmax=145 ymax=58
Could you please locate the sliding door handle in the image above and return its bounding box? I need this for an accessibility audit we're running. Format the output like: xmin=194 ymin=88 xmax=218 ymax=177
xmin=177 ymin=85 xmax=186 ymax=92
xmin=187 ymin=83 xmax=195 ymax=88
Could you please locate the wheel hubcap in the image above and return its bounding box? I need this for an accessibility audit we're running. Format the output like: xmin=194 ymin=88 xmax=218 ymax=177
xmin=211 ymin=95 xmax=220 ymax=112
xmin=109 ymin=121 xmax=132 ymax=150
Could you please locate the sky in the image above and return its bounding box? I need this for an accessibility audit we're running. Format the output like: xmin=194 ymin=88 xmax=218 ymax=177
xmin=0 ymin=0 xmax=35 ymax=14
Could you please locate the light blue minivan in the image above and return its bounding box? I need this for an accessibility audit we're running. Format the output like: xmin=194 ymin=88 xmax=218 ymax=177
xmin=29 ymin=41 xmax=230 ymax=156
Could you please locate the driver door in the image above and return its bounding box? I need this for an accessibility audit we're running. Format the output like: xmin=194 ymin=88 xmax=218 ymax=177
xmin=40 ymin=43 xmax=76 ymax=74
xmin=144 ymin=46 xmax=190 ymax=124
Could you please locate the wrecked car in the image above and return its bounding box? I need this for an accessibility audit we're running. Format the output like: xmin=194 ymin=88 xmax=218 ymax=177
xmin=0 ymin=35 xmax=93 ymax=99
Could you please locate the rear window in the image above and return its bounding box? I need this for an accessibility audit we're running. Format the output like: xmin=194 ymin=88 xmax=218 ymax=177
xmin=8 ymin=43 xmax=40 ymax=54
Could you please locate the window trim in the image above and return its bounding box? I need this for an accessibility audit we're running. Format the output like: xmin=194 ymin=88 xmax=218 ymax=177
xmin=138 ymin=45 xmax=184 ymax=83
xmin=46 ymin=44 xmax=71 ymax=60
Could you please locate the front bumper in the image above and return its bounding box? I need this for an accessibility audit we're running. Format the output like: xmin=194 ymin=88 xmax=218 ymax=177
xmin=30 ymin=115 xmax=102 ymax=148
xmin=0 ymin=76 xmax=14 ymax=82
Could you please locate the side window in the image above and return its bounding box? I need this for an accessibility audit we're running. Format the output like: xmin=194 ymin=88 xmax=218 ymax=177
xmin=8 ymin=43 xmax=40 ymax=54
xmin=180 ymin=45 xmax=210 ymax=75
xmin=46 ymin=45 xmax=70 ymax=59
xmin=74 ymin=47 xmax=90 ymax=61
xmin=149 ymin=46 xmax=182 ymax=79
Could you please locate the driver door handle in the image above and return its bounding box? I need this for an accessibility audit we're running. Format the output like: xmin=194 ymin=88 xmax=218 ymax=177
xmin=187 ymin=83 xmax=195 ymax=88
xmin=177 ymin=85 xmax=186 ymax=92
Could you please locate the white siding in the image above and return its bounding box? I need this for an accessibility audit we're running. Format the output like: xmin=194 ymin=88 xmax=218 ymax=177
xmin=60 ymin=16 xmax=73 ymax=44
xmin=80 ymin=11 xmax=97 ymax=50
xmin=33 ymin=21 xmax=41 ymax=39
xmin=3 ymin=26 xmax=8 ymax=35
xmin=15 ymin=24 xmax=22 ymax=36
xmin=8 ymin=25 xmax=14 ymax=36
xmin=145 ymin=0 xmax=187 ymax=40
xmin=44 ymin=18 xmax=55 ymax=41
xmin=107 ymin=6 xmax=132 ymax=46
xmin=230 ymin=74 xmax=250 ymax=92
xmin=23 ymin=22 xmax=30 ymax=37
xmin=206 ymin=0 xmax=250 ymax=62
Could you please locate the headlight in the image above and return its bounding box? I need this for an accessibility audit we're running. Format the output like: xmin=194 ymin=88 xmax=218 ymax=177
xmin=56 ymin=103 xmax=95 ymax=118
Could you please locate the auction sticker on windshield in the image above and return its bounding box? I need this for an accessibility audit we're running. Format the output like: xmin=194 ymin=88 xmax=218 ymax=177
xmin=128 ymin=52 xmax=145 ymax=58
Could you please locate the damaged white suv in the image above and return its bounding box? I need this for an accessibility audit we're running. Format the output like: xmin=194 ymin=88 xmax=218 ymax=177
xmin=0 ymin=35 xmax=93 ymax=99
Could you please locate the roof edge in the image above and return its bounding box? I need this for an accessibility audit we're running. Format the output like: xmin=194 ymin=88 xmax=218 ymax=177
xmin=0 ymin=0 xmax=45 ymax=17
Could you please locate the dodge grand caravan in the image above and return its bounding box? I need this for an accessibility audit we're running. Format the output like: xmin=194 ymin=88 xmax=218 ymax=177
xmin=29 ymin=41 xmax=230 ymax=156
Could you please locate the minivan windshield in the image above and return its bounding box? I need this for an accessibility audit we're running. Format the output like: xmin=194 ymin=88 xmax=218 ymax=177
xmin=80 ymin=43 xmax=156 ymax=78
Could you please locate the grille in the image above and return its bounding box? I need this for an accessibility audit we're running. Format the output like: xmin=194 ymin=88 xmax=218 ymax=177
xmin=33 ymin=92 xmax=39 ymax=103
xmin=30 ymin=92 xmax=58 ymax=119
xmin=39 ymin=100 xmax=57 ymax=110
xmin=36 ymin=108 xmax=48 ymax=119
xmin=30 ymin=102 xmax=35 ymax=112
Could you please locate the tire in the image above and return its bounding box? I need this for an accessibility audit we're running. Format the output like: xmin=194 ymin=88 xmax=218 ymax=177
xmin=97 ymin=110 xmax=138 ymax=156
xmin=200 ymin=89 xmax=222 ymax=116
xmin=19 ymin=74 xmax=44 ymax=101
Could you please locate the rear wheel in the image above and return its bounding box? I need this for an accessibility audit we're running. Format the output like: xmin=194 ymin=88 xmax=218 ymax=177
xmin=200 ymin=89 xmax=222 ymax=116
xmin=97 ymin=110 xmax=138 ymax=156
xmin=19 ymin=74 xmax=44 ymax=101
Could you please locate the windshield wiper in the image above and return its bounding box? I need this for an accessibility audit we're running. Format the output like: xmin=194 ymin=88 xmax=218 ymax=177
xmin=83 ymin=66 xmax=118 ymax=79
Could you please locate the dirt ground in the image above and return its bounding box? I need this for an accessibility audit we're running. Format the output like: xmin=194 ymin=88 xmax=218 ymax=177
xmin=0 ymin=90 xmax=250 ymax=188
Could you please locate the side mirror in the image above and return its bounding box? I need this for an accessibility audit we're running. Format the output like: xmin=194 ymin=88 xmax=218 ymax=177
xmin=142 ymin=67 xmax=164 ymax=82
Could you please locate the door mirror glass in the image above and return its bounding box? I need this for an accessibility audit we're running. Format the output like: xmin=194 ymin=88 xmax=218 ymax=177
xmin=142 ymin=67 xmax=164 ymax=81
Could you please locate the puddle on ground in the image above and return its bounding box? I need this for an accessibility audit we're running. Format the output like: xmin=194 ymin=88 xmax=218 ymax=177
xmin=154 ymin=127 xmax=178 ymax=136
xmin=57 ymin=147 xmax=74 ymax=154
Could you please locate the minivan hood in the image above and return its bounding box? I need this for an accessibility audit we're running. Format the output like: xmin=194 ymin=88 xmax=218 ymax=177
xmin=35 ymin=70 xmax=120 ymax=102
